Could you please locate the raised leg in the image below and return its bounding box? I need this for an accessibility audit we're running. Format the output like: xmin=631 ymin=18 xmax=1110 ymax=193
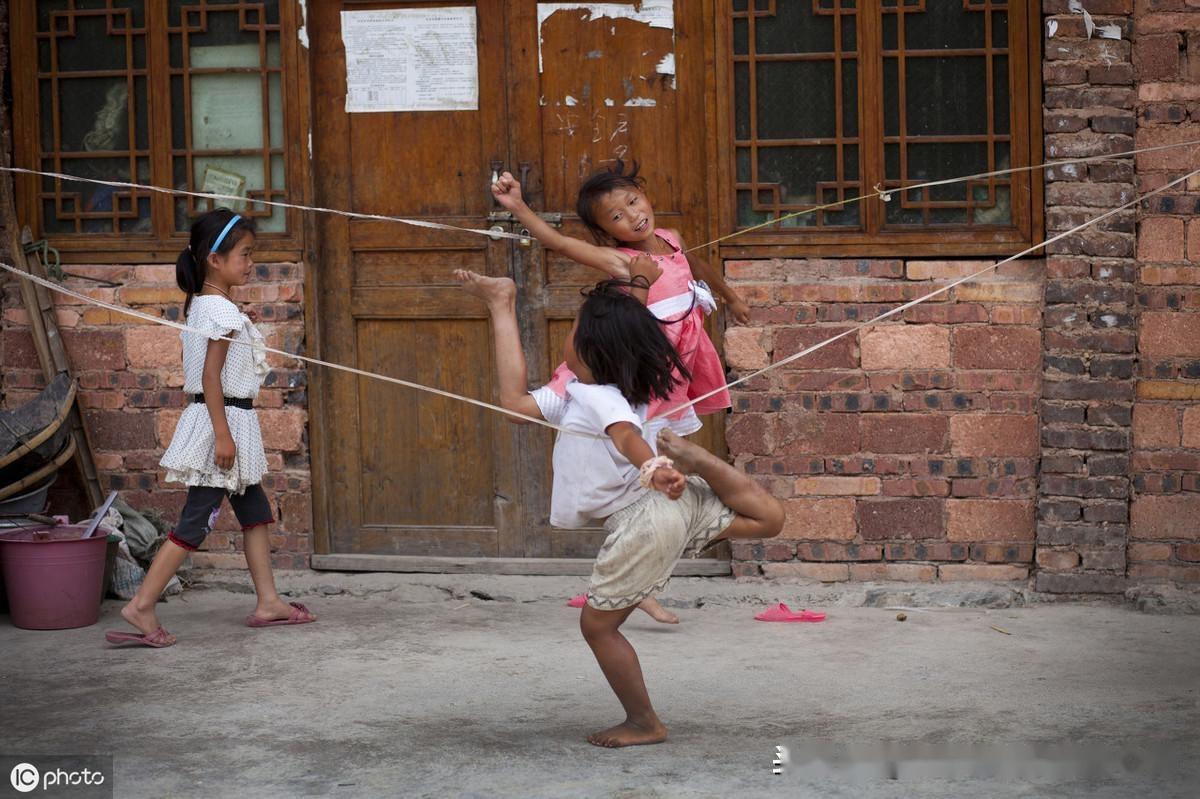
xmin=657 ymin=430 xmax=785 ymax=541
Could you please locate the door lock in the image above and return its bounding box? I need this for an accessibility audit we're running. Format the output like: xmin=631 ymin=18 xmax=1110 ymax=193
xmin=518 ymin=228 xmax=533 ymax=247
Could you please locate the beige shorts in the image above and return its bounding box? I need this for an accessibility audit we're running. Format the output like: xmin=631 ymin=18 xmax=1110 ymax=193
xmin=587 ymin=476 xmax=737 ymax=611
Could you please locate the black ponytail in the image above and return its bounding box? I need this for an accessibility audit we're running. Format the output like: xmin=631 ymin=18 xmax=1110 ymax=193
xmin=176 ymin=207 xmax=257 ymax=315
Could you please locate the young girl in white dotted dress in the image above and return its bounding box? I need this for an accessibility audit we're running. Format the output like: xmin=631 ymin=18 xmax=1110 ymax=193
xmin=105 ymin=209 xmax=315 ymax=648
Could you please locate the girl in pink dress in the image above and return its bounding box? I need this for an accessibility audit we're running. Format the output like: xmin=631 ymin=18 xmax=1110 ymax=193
xmin=492 ymin=161 xmax=749 ymax=439
xmin=493 ymin=161 xmax=750 ymax=625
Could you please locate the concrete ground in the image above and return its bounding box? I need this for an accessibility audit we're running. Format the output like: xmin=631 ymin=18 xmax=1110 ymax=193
xmin=2 ymin=573 xmax=1199 ymax=799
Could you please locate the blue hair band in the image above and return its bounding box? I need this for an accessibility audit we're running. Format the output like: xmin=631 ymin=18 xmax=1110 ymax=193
xmin=209 ymin=214 xmax=242 ymax=257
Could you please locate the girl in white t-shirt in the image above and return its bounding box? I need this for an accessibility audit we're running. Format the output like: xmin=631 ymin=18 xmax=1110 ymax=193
xmin=455 ymin=266 xmax=784 ymax=749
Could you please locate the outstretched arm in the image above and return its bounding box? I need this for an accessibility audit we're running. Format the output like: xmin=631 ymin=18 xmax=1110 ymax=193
xmin=671 ymin=229 xmax=750 ymax=325
xmin=492 ymin=172 xmax=631 ymax=279
xmin=454 ymin=270 xmax=544 ymax=424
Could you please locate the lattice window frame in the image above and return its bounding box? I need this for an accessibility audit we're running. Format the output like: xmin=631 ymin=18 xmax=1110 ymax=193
xmin=10 ymin=0 xmax=310 ymax=264
xmin=716 ymin=0 xmax=1044 ymax=258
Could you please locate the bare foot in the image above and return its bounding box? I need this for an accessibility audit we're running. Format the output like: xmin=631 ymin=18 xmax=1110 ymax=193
xmin=454 ymin=269 xmax=515 ymax=305
xmin=587 ymin=718 xmax=668 ymax=748
xmin=120 ymin=601 xmax=175 ymax=644
xmin=656 ymin=429 xmax=718 ymax=475
xmin=250 ymin=598 xmax=316 ymax=623
xmin=637 ymin=596 xmax=679 ymax=624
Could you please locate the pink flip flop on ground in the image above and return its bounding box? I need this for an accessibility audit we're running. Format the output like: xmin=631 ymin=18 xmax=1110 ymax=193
xmin=245 ymin=601 xmax=316 ymax=628
xmin=567 ymin=594 xmax=587 ymax=608
xmin=754 ymin=602 xmax=826 ymax=623
xmin=104 ymin=626 xmax=175 ymax=648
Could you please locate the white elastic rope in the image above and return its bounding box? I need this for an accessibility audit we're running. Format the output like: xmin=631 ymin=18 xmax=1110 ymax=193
xmin=0 ymin=260 xmax=601 ymax=439
xmin=659 ymin=166 xmax=1200 ymax=419
xmin=0 ymin=165 xmax=526 ymax=241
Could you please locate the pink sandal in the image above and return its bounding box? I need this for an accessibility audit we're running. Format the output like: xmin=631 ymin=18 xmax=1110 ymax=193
xmin=245 ymin=601 xmax=317 ymax=628
xmin=754 ymin=602 xmax=826 ymax=623
xmin=567 ymin=594 xmax=587 ymax=608
xmin=105 ymin=626 xmax=176 ymax=648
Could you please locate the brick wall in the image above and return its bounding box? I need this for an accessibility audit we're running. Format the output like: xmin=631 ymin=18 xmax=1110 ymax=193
xmin=1128 ymin=0 xmax=1200 ymax=584
xmin=724 ymin=260 xmax=1043 ymax=583
xmin=0 ymin=265 xmax=313 ymax=569
xmin=1036 ymin=0 xmax=1139 ymax=592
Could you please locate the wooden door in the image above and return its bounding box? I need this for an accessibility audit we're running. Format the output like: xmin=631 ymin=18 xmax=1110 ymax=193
xmin=310 ymin=1 xmax=722 ymax=564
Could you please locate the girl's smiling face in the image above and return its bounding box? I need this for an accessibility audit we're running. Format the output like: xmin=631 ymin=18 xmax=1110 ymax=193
xmin=206 ymin=231 xmax=256 ymax=287
xmin=594 ymin=187 xmax=656 ymax=244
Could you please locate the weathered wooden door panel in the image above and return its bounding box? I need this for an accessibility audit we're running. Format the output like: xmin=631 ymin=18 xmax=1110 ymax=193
xmin=312 ymin=1 xmax=722 ymax=562
xmin=311 ymin=1 xmax=518 ymax=557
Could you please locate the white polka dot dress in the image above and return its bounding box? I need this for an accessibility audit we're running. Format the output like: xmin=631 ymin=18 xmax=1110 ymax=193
xmin=159 ymin=295 xmax=271 ymax=494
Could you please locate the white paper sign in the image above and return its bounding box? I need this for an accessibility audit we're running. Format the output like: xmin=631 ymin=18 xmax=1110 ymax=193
xmin=341 ymin=7 xmax=478 ymax=113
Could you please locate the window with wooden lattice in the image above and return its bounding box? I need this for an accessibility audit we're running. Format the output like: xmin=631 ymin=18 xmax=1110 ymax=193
xmin=720 ymin=0 xmax=1043 ymax=257
xmin=10 ymin=0 xmax=306 ymax=262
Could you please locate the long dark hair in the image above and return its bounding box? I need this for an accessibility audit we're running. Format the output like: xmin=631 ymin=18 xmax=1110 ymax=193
xmin=175 ymin=208 xmax=256 ymax=315
xmin=573 ymin=277 xmax=690 ymax=406
xmin=576 ymin=159 xmax=645 ymax=244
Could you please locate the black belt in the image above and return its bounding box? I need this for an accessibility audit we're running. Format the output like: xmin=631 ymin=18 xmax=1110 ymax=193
xmin=192 ymin=394 xmax=253 ymax=410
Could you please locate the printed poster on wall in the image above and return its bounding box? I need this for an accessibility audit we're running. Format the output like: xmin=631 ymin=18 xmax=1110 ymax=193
xmin=341 ymin=7 xmax=478 ymax=113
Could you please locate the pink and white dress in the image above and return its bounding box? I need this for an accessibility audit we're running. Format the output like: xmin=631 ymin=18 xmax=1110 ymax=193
xmin=544 ymin=228 xmax=732 ymax=437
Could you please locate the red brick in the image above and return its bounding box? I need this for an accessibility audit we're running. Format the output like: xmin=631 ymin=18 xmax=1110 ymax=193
xmin=62 ymin=330 xmax=125 ymax=371
xmin=847 ymin=563 xmax=937 ymax=582
xmin=727 ymin=413 xmax=774 ymax=455
xmin=772 ymin=327 xmax=858 ymax=369
xmin=1133 ymin=404 xmax=1180 ymax=449
xmin=133 ymin=264 xmax=179 ymax=283
xmin=881 ymin=478 xmax=951 ymax=497
xmin=1138 ymin=217 xmax=1186 ymax=262
xmin=724 ymin=327 xmax=770 ymax=370
xmin=793 ymin=476 xmax=881 ymax=496
xmin=946 ymin=499 xmax=1035 ymax=542
xmin=953 ymin=327 xmax=1041 ymax=370
xmin=1128 ymin=542 xmax=1172 ymax=562
xmin=1131 ymin=494 xmax=1200 ymax=540
xmin=861 ymin=414 xmax=949 ymax=454
xmin=85 ymin=410 xmax=158 ymax=450
xmin=859 ymin=325 xmax=951 ymax=370
xmin=120 ymin=286 xmax=185 ymax=305
xmin=125 ymin=326 xmax=183 ymax=369
xmin=1127 ymin=564 xmax=1200 ymax=582
xmin=777 ymin=413 xmax=861 ymax=456
xmin=190 ymin=552 xmax=249 ymax=570
xmin=905 ymin=261 xmax=992 ymax=281
xmin=950 ymin=414 xmax=1039 ymax=457
xmin=1182 ymin=406 xmax=1200 ymax=448
xmin=761 ymin=563 xmax=849 ymax=582
xmin=1189 ymin=219 xmax=1200 ymax=262
xmin=258 ymin=408 xmax=306 ymax=452
xmin=857 ymin=498 xmax=944 ymax=540
xmin=1176 ymin=543 xmax=1200 ymax=562
xmin=1139 ymin=312 xmax=1200 ymax=358
xmin=1140 ymin=266 xmax=1200 ymax=284
xmin=277 ymin=492 xmax=312 ymax=533
xmin=937 ymin=564 xmax=1028 ymax=582
xmin=1135 ymin=125 xmax=1200 ymax=171
xmin=1134 ymin=33 xmax=1183 ymax=81
xmin=793 ymin=542 xmax=882 ymax=561
xmin=781 ymin=498 xmax=857 ymax=541
xmin=1036 ymin=549 xmax=1081 ymax=570
xmin=155 ymin=408 xmax=184 ymax=448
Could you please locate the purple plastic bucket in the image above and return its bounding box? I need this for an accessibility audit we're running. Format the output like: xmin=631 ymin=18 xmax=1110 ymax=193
xmin=0 ymin=524 xmax=110 ymax=630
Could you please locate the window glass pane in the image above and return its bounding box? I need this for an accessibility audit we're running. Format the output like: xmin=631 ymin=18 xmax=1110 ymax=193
xmin=169 ymin=1 xmax=286 ymax=233
xmin=757 ymin=62 xmax=837 ymax=140
xmin=881 ymin=1 xmax=1011 ymax=230
xmin=729 ymin=0 xmax=861 ymax=230
xmin=35 ymin=1 xmax=150 ymax=235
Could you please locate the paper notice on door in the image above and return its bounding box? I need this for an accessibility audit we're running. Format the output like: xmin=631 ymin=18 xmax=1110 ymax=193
xmin=341 ymin=7 xmax=478 ymax=113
